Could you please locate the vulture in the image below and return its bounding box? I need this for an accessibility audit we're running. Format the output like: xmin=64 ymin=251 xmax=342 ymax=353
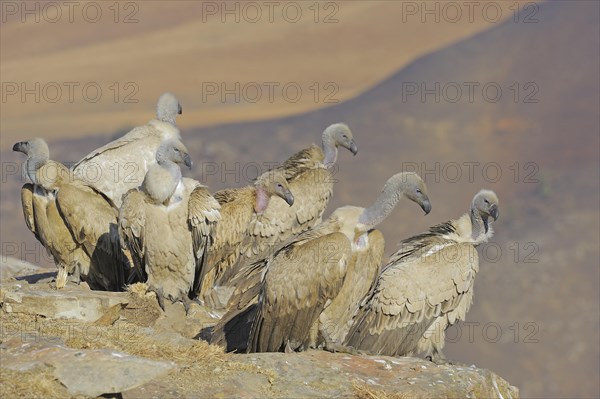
xmin=210 ymin=172 xmax=430 ymax=353
xmin=119 ymin=140 xmax=220 ymax=312
xmin=211 ymin=123 xmax=358 ymax=308
xmin=249 ymin=172 xmax=431 ymax=353
xmin=197 ymin=169 xmax=295 ymax=307
xmin=72 ymin=92 xmax=183 ymax=207
xmin=344 ymin=190 xmax=499 ymax=364
xmin=13 ymin=138 xmax=128 ymax=290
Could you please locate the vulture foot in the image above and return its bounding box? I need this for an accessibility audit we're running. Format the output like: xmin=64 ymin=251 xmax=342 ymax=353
xmin=426 ymin=352 xmax=453 ymax=365
xmin=181 ymin=296 xmax=197 ymax=315
xmin=148 ymin=287 xmax=166 ymax=311
xmin=284 ymin=341 xmax=295 ymax=353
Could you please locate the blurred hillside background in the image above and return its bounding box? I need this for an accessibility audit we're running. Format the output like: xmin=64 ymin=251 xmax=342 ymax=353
xmin=1 ymin=1 xmax=598 ymax=397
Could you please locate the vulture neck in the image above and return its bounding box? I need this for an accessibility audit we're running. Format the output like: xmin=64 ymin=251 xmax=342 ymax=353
xmin=254 ymin=186 xmax=270 ymax=214
xmin=25 ymin=152 xmax=49 ymax=185
xmin=322 ymin=136 xmax=338 ymax=168
xmin=357 ymin=181 xmax=405 ymax=232
xmin=158 ymin=158 xmax=181 ymax=181
xmin=469 ymin=208 xmax=492 ymax=244
xmin=149 ymin=159 xmax=182 ymax=204
xmin=156 ymin=99 xmax=178 ymax=125
xmin=158 ymin=113 xmax=176 ymax=125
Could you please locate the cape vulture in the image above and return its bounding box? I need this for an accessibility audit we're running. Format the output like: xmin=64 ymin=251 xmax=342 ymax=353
xmin=14 ymin=138 xmax=128 ymax=290
xmin=344 ymin=190 xmax=499 ymax=364
xmin=208 ymin=172 xmax=430 ymax=352
xmin=119 ymin=140 xmax=220 ymax=313
xmin=211 ymin=123 xmax=358 ymax=308
xmin=248 ymin=172 xmax=431 ymax=353
xmin=197 ymin=169 xmax=295 ymax=307
xmin=72 ymin=92 xmax=183 ymax=207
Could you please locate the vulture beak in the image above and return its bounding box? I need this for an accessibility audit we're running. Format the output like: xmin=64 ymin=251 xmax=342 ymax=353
xmin=183 ymin=153 xmax=193 ymax=169
xmin=12 ymin=141 xmax=27 ymax=153
xmin=348 ymin=140 xmax=358 ymax=156
xmin=282 ymin=190 xmax=295 ymax=206
xmin=421 ymin=197 xmax=432 ymax=215
xmin=178 ymin=103 xmax=183 ymax=115
xmin=489 ymin=204 xmax=499 ymax=221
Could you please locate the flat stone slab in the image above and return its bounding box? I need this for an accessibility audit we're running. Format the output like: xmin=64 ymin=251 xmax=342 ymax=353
xmin=222 ymin=351 xmax=520 ymax=399
xmin=1 ymin=336 xmax=175 ymax=397
xmin=124 ymin=349 xmax=519 ymax=398
xmin=1 ymin=281 xmax=129 ymax=322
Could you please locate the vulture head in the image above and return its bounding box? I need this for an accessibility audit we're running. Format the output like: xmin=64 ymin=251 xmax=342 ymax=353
xmin=157 ymin=139 xmax=192 ymax=169
xmin=322 ymin=123 xmax=358 ymax=166
xmin=472 ymin=189 xmax=499 ymax=233
xmin=397 ymin=172 xmax=432 ymax=215
xmin=254 ymin=170 xmax=294 ymax=212
xmin=357 ymin=172 xmax=431 ymax=233
xmin=156 ymin=92 xmax=182 ymax=125
xmin=13 ymin=138 xmax=51 ymax=184
xmin=12 ymin=137 xmax=49 ymax=160
xmin=144 ymin=140 xmax=191 ymax=204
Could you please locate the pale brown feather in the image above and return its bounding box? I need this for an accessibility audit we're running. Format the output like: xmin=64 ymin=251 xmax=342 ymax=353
xmin=249 ymin=231 xmax=351 ymax=353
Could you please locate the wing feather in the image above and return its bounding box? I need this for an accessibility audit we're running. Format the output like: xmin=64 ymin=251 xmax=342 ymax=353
xmin=319 ymin=229 xmax=385 ymax=345
xmin=188 ymin=184 xmax=221 ymax=296
xmin=119 ymin=189 xmax=148 ymax=283
xmin=20 ymin=184 xmax=39 ymax=241
xmin=345 ymin=240 xmax=478 ymax=356
xmin=249 ymin=232 xmax=350 ymax=352
xmin=56 ymin=181 xmax=127 ymax=290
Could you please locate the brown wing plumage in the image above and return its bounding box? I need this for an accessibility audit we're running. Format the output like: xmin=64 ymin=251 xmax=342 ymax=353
xmin=199 ymin=187 xmax=255 ymax=303
xmin=215 ymin=147 xmax=333 ymax=307
xmin=56 ymin=181 xmax=128 ymax=291
xmin=224 ymin=211 xmax=344 ymax=312
xmin=20 ymin=184 xmax=39 ymax=241
xmin=276 ymin=144 xmax=324 ymax=179
xmin=249 ymin=231 xmax=351 ymax=353
xmin=345 ymin=240 xmax=478 ymax=357
xmin=319 ymin=229 xmax=385 ymax=346
xmin=21 ymin=183 xmax=46 ymax=246
xmin=27 ymin=185 xmax=88 ymax=288
xmin=188 ymin=184 xmax=221 ymax=296
xmin=241 ymin=167 xmax=333 ymax=260
xmin=119 ymin=189 xmax=148 ymax=283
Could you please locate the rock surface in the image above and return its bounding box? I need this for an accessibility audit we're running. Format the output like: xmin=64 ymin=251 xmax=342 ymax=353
xmin=0 ymin=268 xmax=519 ymax=398
xmin=1 ymin=280 xmax=129 ymax=322
xmin=1 ymin=337 xmax=175 ymax=397
xmin=126 ymin=351 xmax=518 ymax=399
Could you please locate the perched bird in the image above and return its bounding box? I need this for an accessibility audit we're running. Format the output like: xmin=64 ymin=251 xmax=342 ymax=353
xmin=72 ymin=92 xmax=183 ymax=207
xmin=344 ymin=190 xmax=499 ymax=364
xmin=14 ymin=138 xmax=128 ymax=290
xmin=197 ymin=169 xmax=295 ymax=308
xmin=119 ymin=140 xmax=220 ymax=313
xmin=210 ymin=173 xmax=431 ymax=351
xmin=213 ymin=123 xmax=358 ymax=308
xmin=248 ymin=172 xmax=431 ymax=353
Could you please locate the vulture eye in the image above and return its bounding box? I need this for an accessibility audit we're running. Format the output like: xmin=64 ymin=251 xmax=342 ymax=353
xmin=276 ymin=183 xmax=283 ymax=188
xmin=484 ymin=199 xmax=490 ymax=204
xmin=416 ymin=189 xmax=422 ymax=194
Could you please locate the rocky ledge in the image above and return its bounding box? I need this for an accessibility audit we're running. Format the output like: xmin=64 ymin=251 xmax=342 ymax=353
xmin=1 ymin=258 xmax=518 ymax=398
